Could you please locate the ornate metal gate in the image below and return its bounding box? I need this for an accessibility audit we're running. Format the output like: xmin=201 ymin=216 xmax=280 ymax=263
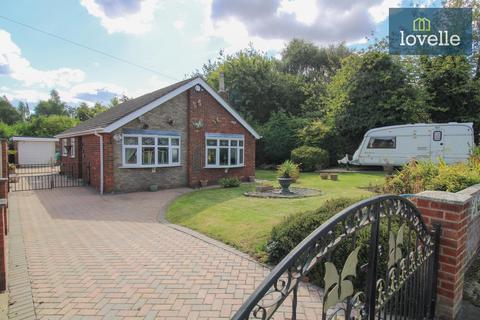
xmin=232 ymin=195 xmax=441 ymax=320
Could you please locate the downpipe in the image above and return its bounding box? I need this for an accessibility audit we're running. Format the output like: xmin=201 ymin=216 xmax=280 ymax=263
xmin=94 ymin=131 xmax=104 ymax=195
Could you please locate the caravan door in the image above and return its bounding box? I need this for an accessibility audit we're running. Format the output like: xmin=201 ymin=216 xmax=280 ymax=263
xmin=430 ymin=129 xmax=444 ymax=162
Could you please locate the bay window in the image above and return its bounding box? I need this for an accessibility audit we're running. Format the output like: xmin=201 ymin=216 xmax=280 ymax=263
xmin=122 ymin=134 xmax=180 ymax=167
xmin=205 ymin=134 xmax=244 ymax=168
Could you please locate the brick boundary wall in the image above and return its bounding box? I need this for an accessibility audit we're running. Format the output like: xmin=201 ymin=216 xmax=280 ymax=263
xmin=0 ymin=138 xmax=9 ymax=292
xmin=411 ymin=184 xmax=480 ymax=320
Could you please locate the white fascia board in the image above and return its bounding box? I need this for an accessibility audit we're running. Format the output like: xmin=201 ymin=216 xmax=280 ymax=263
xmin=103 ymin=77 xmax=261 ymax=139
xmin=12 ymin=136 xmax=59 ymax=142
xmin=55 ymin=128 xmax=104 ymax=139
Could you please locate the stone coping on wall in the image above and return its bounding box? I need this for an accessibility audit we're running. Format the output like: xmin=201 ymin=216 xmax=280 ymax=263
xmin=414 ymin=183 xmax=480 ymax=205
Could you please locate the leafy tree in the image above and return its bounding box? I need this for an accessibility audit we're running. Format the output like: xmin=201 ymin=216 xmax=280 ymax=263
xmin=281 ymin=39 xmax=350 ymax=82
xmin=35 ymin=90 xmax=69 ymax=116
xmin=298 ymin=120 xmax=344 ymax=165
xmin=257 ymin=112 xmax=307 ymax=164
xmin=444 ymin=0 xmax=480 ymax=77
xmin=0 ymin=96 xmax=21 ymax=125
xmin=281 ymin=40 xmax=350 ymax=118
xmin=75 ymin=102 xmax=109 ymax=121
xmin=324 ymin=52 xmax=427 ymax=153
xmin=202 ymin=48 xmax=306 ymax=123
xmin=15 ymin=115 xmax=78 ymax=137
xmin=17 ymin=101 xmax=30 ymax=121
xmin=419 ymin=56 xmax=479 ymax=126
xmin=0 ymin=122 xmax=16 ymax=138
xmin=110 ymin=95 xmax=130 ymax=106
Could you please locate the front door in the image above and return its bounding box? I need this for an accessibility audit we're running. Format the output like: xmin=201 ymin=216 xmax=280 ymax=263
xmin=431 ymin=129 xmax=444 ymax=162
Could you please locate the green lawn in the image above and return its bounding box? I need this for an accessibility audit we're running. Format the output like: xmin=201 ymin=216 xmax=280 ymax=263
xmin=166 ymin=170 xmax=385 ymax=259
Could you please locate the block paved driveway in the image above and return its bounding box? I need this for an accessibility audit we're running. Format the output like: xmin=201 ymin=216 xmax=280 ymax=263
xmin=8 ymin=187 xmax=323 ymax=319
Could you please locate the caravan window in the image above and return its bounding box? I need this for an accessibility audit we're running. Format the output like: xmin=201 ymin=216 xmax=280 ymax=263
xmin=367 ymin=137 xmax=396 ymax=149
xmin=433 ymin=131 xmax=442 ymax=141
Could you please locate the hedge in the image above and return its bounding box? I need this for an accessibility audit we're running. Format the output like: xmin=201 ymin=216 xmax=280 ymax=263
xmin=291 ymin=146 xmax=329 ymax=171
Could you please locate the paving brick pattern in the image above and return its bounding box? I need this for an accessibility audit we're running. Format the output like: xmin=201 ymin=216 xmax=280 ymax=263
xmin=8 ymin=187 xmax=323 ymax=319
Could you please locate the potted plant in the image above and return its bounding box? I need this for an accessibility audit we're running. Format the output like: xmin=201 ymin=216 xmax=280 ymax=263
xmin=276 ymin=160 xmax=300 ymax=194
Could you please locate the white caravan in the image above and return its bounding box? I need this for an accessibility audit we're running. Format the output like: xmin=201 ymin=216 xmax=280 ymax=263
xmin=338 ymin=123 xmax=475 ymax=166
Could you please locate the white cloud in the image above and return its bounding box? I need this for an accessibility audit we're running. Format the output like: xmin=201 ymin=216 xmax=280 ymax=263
xmin=3 ymin=82 xmax=126 ymax=105
xmin=80 ymin=0 xmax=161 ymax=34
xmin=2 ymin=88 xmax=50 ymax=103
xmin=60 ymin=82 xmax=127 ymax=104
xmin=278 ymin=0 xmax=318 ymax=25
xmin=0 ymin=29 xmax=85 ymax=87
xmin=368 ymin=0 xmax=402 ymax=23
xmin=173 ymin=19 xmax=185 ymax=30
xmin=204 ymin=0 xmax=401 ymax=52
xmin=130 ymin=75 xmax=173 ymax=97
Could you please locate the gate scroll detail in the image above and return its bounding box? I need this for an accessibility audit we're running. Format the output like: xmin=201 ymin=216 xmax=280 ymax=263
xmin=232 ymin=195 xmax=441 ymax=320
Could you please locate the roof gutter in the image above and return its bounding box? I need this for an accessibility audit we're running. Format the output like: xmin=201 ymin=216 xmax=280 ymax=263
xmin=93 ymin=131 xmax=104 ymax=195
xmin=55 ymin=128 xmax=104 ymax=139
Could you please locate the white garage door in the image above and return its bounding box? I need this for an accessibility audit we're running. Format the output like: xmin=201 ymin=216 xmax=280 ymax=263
xmin=18 ymin=141 xmax=56 ymax=165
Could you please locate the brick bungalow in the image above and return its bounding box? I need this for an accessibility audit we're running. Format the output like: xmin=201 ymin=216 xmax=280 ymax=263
xmin=55 ymin=76 xmax=261 ymax=194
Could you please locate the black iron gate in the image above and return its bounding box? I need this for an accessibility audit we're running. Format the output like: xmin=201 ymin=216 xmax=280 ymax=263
xmin=233 ymin=195 xmax=441 ymax=320
xmin=9 ymin=163 xmax=90 ymax=192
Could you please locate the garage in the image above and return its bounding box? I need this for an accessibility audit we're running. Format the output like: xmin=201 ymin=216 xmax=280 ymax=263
xmin=13 ymin=136 xmax=59 ymax=165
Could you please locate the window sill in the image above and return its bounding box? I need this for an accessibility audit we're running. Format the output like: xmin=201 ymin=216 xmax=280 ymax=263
xmin=204 ymin=165 xmax=245 ymax=169
xmin=118 ymin=164 xmax=182 ymax=169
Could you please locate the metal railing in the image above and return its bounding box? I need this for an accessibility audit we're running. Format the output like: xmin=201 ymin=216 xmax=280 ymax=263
xmin=9 ymin=163 xmax=90 ymax=192
xmin=232 ymin=195 xmax=441 ymax=320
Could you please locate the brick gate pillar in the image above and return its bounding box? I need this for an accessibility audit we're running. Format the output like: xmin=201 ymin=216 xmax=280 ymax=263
xmin=412 ymin=185 xmax=480 ymax=320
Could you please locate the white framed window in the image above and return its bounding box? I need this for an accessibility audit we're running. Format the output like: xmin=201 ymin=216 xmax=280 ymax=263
xmin=122 ymin=134 xmax=181 ymax=168
xmin=62 ymin=138 xmax=68 ymax=156
xmin=367 ymin=137 xmax=396 ymax=149
xmin=70 ymin=138 xmax=75 ymax=158
xmin=205 ymin=134 xmax=244 ymax=168
xmin=433 ymin=130 xmax=442 ymax=141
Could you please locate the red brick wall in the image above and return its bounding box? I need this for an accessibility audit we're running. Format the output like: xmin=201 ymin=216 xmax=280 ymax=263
xmin=187 ymin=87 xmax=256 ymax=187
xmin=73 ymin=134 xmax=113 ymax=193
xmin=412 ymin=196 xmax=472 ymax=320
xmin=103 ymin=134 xmax=114 ymax=193
xmin=60 ymin=133 xmax=114 ymax=194
xmin=0 ymin=139 xmax=8 ymax=292
xmin=59 ymin=137 xmax=81 ymax=178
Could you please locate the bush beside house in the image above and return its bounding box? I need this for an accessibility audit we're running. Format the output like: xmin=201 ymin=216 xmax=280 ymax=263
xmin=291 ymin=146 xmax=329 ymax=171
xmin=384 ymin=157 xmax=480 ymax=194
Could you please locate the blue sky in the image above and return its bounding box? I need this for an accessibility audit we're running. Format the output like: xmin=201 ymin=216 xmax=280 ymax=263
xmin=0 ymin=0 xmax=440 ymax=107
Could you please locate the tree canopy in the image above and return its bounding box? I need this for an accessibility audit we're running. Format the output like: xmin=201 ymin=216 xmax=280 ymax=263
xmin=0 ymin=96 xmax=21 ymax=125
xmin=35 ymin=90 xmax=70 ymax=116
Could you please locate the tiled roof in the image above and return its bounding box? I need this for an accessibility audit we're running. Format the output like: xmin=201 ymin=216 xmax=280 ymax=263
xmin=60 ymin=77 xmax=195 ymax=135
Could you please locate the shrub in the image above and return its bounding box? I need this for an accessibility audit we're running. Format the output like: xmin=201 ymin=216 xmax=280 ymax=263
xmin=266 ymin=198 xmax=359 ymax=263
xmin=218 ymin=177 xmax=241 ymax=188
xmin=384 ymin=158 xmax=480 ymax=194
xmin=266 ymin=197 xmax=402 ymax=289
xmin=257 ymin=112 xmax=307 ymax=164
xmin=474 ymin=145 xmax=480 ymax=158
xmin=297 ymin=120 xmax=345 ymax=165
xmin=291 ymin=146 xmax=329 ymax=171
xmin=276 ymin=160 xmax=300 ymax=181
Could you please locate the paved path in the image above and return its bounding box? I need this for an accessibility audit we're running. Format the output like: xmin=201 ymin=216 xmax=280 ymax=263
xmin=8 ymin=187 xmax=323 ymax=319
